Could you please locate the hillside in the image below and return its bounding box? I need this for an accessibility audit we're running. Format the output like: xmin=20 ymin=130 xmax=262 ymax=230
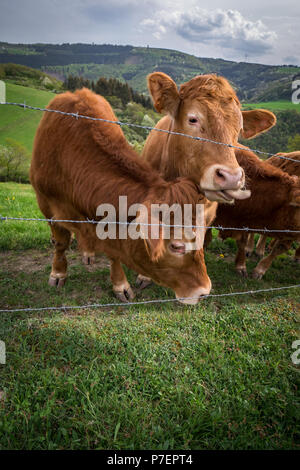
xmin=0 ymin=42 xmax=299 ymax=101
xmin=0 ymin=63 xmax=63 ymax=92
xmin=0 ymin=64 xmax=299 ymax=169
xmin=0 ymin=80 xmax=160 ymax=157
xmin=0 ymin=82 xmax=55 ymax=152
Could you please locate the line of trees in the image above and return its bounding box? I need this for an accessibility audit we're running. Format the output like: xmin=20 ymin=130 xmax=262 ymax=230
xmin=63 ymin=75 xmax=153 ymax=109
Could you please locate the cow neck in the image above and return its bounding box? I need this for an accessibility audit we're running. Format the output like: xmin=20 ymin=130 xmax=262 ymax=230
xmin=161 ymin=118 xmax=181 ymax=181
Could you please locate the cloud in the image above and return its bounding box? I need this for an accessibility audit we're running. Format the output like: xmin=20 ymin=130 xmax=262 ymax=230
xmin=141 ymin=8 xmax=277 ymax=56
xmin=283 ymin=55 xmax=299 ymax=65
xmin=83 ymin=0 xmax=149 ymax=22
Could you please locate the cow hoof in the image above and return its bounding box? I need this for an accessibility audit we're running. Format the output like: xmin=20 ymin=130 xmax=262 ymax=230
xmin=136 ymin=274 xmax=152 ymax=290
xmin=252 ymin=269 xmax=263 ymax=280
xmin=245 ymin=248 xmax=254 ymax=258
xmin=82 ymin=255 xmax=95 ymax=266
xmin=236 ymin=267 xmax=248 ymax=277
xmin=114 ymin=286 xmax=135 ymax=303
xmin=48 ymin=275 xmax=66 ymax=288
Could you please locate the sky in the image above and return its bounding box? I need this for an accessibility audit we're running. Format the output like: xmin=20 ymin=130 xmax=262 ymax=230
xmin=0 ymin=0 xmax=299 ymax=66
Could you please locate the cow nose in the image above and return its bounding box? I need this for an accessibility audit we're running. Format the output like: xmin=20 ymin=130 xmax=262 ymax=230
xmin=176 ymin=281 xmax=211 ymax=305
xmin=214 ymin=167 xmax=244 ymax=190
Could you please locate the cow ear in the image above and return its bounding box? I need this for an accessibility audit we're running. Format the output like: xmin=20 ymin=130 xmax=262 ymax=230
xmin=145 ymin=233 xmax=165 ymax=262
xmin=241 ymin=109 xmax=276 ymax=139
xmin=147 ymin=72 xmax=180 ymax=117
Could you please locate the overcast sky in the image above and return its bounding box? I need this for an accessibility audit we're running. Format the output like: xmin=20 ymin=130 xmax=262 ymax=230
xmin=0 ymin=0 xmax=299 ymax=65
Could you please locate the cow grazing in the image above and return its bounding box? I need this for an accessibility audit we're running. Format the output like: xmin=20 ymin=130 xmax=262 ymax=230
xmin=245 ymin=151 xmax=300 ymax=264
xmin=142 ymin=72 xmax=276 ymax=204
xmin=208 ymin=148 xmax=300 ymax=278
xmin=30 ymin=88 xmax=214 ymax=304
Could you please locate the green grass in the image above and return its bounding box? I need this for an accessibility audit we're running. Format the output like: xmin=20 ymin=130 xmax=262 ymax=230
xmin=0 ymin=182 xmax=49 ymax=249
xmin=0 ymin=182 xmax=299 ymax=450
xmin=243 ymin=101 xmax=300 ymax=112
xmin=0 ymin=82 xmax=55 ymax=153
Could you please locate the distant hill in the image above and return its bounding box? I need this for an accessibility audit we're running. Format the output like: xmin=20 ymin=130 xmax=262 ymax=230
xmin=0 ymin=42 xmax=299 ymax=101
xmin=0 ymin=63 xmax=63 ymax=92
xmin=0 ymin=59 xmax=299 ymax=161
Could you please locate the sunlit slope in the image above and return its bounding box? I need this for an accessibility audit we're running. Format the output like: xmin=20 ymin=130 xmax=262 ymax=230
xmin=0 ymin=82 xmax=55 ymax=153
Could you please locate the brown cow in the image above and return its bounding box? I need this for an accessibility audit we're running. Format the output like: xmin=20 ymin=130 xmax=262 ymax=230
xmin=30 ymin=88 xmax=214 ymax=304
xmin=142 ymin=72 xmax=276 ymax=203
xmin=207 ymin=148 xmax=300 ymax=278
xmin=245 ymin=151 xmax=300 ymax=264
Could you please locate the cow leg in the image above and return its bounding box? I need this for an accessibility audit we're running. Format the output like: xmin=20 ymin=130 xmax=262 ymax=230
xmin=255 ymin=234 xmax=268 ymax=258
xmin=82 ymin=252 xmax=96 ymax=266
xmin=245 ymin=233 xmax=255 ymax=257
xmin=252 ymin=240 xmax=292 ymax=279
xmin=204 ymin=228 xmax=213 ymax=248
xmin=268 ymin=238 xmax=277 ymax=252
xmin=110 ymin=258 xmax=135 ymax=302
xmin=294 ymin=244 xmax=300 ymax=264
xmin=77 ymin=232 xmax=96 ymax=265
xmin=49 ymin=224 xmax=71 ymax=287
xmin=136 ymin=274 xmax=152 ymax=289
xmin=235 ymin=231 xmax=248 ymax=277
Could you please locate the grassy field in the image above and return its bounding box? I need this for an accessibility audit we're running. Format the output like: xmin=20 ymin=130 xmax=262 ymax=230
xmin=0 ymin=82 xmax=55 ymax=153
xmin=243 ymin=101 xmax=300 ymax=112
xmin=0 ymin=182 xmax=299 ymax=450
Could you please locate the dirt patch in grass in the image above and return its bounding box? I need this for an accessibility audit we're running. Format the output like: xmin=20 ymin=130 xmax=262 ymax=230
xmin=0 ymin=247 xmax=111 ymax=274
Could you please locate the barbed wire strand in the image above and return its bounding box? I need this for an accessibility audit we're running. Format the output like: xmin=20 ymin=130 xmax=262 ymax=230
xmin=1 ymin=215 xmax=300 ymax=234
xmin=0 ymin=284 xmax=299 ymax=314
xmin=1 ymin=101 xmax=300 ymax=163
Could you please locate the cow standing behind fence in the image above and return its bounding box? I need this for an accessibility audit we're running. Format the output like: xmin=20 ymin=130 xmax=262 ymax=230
xmin=207 ymin=148 xmax=300 ymax=278
xmin=244 ymin=151 xmax=300 ymax=272
xmin=30 ymin=88 xmax=217 ymax=304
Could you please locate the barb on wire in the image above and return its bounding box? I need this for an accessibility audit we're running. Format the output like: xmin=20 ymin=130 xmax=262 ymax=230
xmin=0 ymin=284 xmax=299 ymax=314
xmin=1 ymin=214 xmax=300 ymax=234
xmin=1 ymin=101 xmax=300 ymax=163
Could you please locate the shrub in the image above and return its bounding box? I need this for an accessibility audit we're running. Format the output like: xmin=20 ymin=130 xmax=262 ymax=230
xmin=287 ymin=134 xmax=300 ymax=152
xmin=0 ymin=139 xmax=30 ymax=183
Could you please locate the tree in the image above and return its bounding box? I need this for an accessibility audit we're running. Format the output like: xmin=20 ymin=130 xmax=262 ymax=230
xmin=287 ymin=134 xmax=300 ymax=152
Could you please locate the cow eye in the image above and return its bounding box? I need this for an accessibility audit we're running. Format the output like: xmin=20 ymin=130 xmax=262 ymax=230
xmin=188 ymin=117 xmax=198 ymax=124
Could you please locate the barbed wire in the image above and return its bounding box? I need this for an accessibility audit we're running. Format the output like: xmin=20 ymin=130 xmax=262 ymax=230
xmin=1 ymin=214 xmax=300 ymax=234
xmin=0 ymin=284 xmax=299 ymax=314
xmin=1 ymin=101 xmax=300 ymax=163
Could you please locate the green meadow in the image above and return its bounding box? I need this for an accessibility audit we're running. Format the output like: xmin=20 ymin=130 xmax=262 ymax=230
xmin=243 ymin=101 xmax=300 ymax=112
xmin=0 ymin=82 xmax=55 ymax=153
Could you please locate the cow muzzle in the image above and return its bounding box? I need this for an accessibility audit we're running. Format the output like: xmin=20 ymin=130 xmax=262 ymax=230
xmin=200 ymin=165 xmax=250 ymax=203
xmin=175 ymin=280 xmax=212 ymax=305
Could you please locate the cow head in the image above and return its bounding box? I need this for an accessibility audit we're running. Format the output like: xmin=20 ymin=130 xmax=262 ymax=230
xmin=147 ymin=72 xmax=276 ymax=204
xmin=129 ymin=198 xmax=215 ymax=304
xmin=143 ymin=233 xmax=212 ymax=305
